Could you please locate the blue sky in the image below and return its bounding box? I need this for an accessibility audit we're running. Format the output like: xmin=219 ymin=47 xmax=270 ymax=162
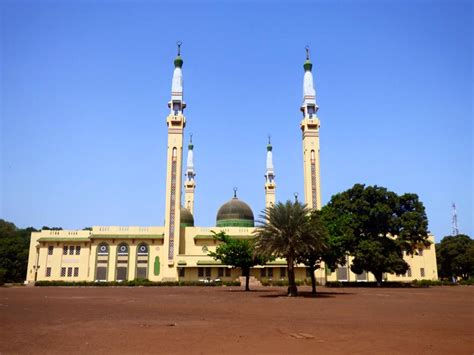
xmin=1 ymin=0 xmax=472 ymax=241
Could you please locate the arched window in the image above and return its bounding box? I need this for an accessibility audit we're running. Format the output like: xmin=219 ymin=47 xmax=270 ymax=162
xmin=116 ymin=243 xmax=129 ymax=281
xmin=95 ymin=243 xmax=109 ymax=281
xmin=136 ymin=243 xmax=149 ymax=279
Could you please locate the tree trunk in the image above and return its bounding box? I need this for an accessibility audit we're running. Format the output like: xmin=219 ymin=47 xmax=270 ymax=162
xmin=244 ymin=267 xmax=250 ymax=291
xmin=310 ymin=266 xmax=317 ymax=295
xmin=287 ymin=257 xmax=298 ymax=297
xmin=375 ymin=271 xmax=383 ymax=287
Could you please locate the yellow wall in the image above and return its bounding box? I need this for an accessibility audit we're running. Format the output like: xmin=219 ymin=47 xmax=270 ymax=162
xmin=27 ymin=227 xmax=438 ymax=284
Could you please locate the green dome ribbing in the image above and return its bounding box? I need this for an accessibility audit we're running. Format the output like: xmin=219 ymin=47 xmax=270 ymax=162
xmin=304 ymin=59 xmax=312 ymax=72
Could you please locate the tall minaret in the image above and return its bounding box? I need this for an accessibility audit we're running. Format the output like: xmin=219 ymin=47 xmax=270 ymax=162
xmin=264 ymin=137 xmax=276 ymax=208
xmin=164 ymin=42 xmax=186 ymax=268
xmin=184 ymin=135 xmax=196 ymax=214
xmin=300 ymin=46 xmax=322 ymax=210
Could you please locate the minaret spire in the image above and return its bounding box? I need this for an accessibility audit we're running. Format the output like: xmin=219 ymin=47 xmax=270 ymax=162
xmin=301 ymin=45 xmax=318 ymax=119
xmin=264 ymin=136 xmax=276 ymax=209
xmin=184 ymin=134 xmax=196 ymax=214
xmin=169 ymin=41 xmax=186 ymax=115
xmin=300 ymin=46 xmax=322 ymax=210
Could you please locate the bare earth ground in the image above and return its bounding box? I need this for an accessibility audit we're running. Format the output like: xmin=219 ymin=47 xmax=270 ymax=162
xmin=0 ymin=286 xmax=473 ymax=355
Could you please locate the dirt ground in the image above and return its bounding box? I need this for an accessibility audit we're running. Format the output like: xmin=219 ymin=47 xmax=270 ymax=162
xmin=0 ymin=286 xmax=472 ymax=355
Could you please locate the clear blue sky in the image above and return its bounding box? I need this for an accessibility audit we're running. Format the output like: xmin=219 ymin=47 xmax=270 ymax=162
xmin=1 ymin=1 xmax=472 ymax=241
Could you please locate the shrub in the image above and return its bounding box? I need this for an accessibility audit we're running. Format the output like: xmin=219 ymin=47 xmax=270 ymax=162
xmin=34 ymin=280 xmax=241 ymax=287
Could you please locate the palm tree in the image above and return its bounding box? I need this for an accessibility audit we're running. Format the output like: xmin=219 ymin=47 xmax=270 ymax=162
xmin=254 ymin=200 xmax=325 ymax=297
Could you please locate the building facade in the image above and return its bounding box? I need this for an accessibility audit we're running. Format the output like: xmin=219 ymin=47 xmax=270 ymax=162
xmin=26 ymin=46 xmax=438 ymax=284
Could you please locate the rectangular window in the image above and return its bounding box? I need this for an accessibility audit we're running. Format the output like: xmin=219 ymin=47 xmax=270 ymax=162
xmin=418 ymin=248 xmax=423 ymax=256
xmin=63 ymin=246 xmax=67 ymax=255
xmin=67 ymin=267 xmax=72 ymax=277
xmin=337 ymin=266 xmax=348 ymax=281
xmin=280 ymin=267 xmax=286 ymax=278
xmin=306 ymin=268 xmax=312 ymax=278
xmin=267 ymin=268 xmax=273 ymax=278
xmin=260 ymin=268 xmax=266 ymax=278
xmin=205 ymin=268 xmax=211 ymax=277
xmin=225 ymin=268 xmax=231 ymax=277
xmin=74 ymin=267 xmax=79 ymax=277
xmin=46 ymin=267 xmax=51 ymax=277
xmin=69 ymin=246 xmax=74 ymax=255
xmin=218 ymin=268 xmax=224 ymax=277
xmin=48 ymin=246 xmax=53 ymax=255
xmin=179 ymin=268 xmax=185 ymax=277
xmin=75 ymin=246 xmax=81 ymax=255
xmin=407 ymin=268 xmax=412 ymax=277
xmin=420 ymin=268 xmax=425 ymax=277
xmin=61 ymin=267 xmax=66 ymax=277
xmin=198 ymin=267 xmax=204 ymax=277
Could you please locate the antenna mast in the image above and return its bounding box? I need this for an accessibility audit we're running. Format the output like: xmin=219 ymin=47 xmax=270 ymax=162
xmin=452 ymin=203 xmax=459 ymax=236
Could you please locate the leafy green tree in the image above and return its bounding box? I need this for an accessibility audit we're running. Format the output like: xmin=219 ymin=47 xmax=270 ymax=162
xmin=436 ymin=234 xmax=474 ymax=280
xmin=296 ymin=210 xmax=337 ymax=295
xmin=322 ymin=184 xmax=430 ymax=286
xmin=0 ymin=220 xmax=37 ymax=283
xmin=208 ymin=231 xmax=266 ymax=291
xmin=254 ymin=200 xmax=327 ymax=297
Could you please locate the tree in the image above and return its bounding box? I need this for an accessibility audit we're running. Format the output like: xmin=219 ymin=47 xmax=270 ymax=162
xmin=436 ymin=234 xmax=474 ymax=280
xmin=208 ymin=231 xmax=266 ymax=291
xmin=322 ymin=184 xmax=430 ymax=286
xmin=0 ymin=220 xmax=37 ymax=283
xmin=254 ymin=200 xmax=326 ymax=297
xmin=296 ymin=210 xmax=337 ymax=295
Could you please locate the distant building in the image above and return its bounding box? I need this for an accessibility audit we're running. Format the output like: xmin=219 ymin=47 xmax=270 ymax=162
xmin=26 ymin=46 xmax=438 ymax=284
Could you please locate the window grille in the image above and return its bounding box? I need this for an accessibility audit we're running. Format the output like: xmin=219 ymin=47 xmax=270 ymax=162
xmin=61 ymin=267 xmax=66 ymax=277
xmin=74 ymin=267 xmax=79 ymax=277
xmin=75 ymin=246 xmax=81 ymax=255
xmin=179 ymin=268 xmax=185 ymax=277
xmin=63 ymin=246 xmax=67 ymax=255
xmin=46 ymin=267 xmax=51 ymax=277
xmin=67 ymin=267 xmax=72 ymax=277
xmin=48 ymin=246 xmax=53 ymax=255
xmin=420 ymin=268 xmax=425 ymax=277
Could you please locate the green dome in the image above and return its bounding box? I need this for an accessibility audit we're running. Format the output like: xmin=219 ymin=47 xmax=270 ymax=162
xmin=174 ymin=55 xmax=183 ymax=68
xmin=180 ymin=207 xmax=194 ymax=227
xmin=216 ymin=197 xmax=254 ymax=227
xmin=303 ymin=59 xmax=312 ymax=72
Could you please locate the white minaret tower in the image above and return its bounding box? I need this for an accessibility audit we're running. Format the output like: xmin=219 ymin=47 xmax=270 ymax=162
xmin=164 ymin=42 xmax=186 ymax=271
xmin=184 ymin=135 xmax=196 ymax=215
xmin=300 ymin=46 xmax=322 ymax=210
xmin=264 ymin=137 xmax=276 ymax=208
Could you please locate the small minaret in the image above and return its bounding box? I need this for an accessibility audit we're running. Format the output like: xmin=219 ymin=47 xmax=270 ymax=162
xmin=264 ymin=136 xmax=276 ymax=209
xmin=300 ymin=46 xmax=322 ymax=210
xmin=184 ymin=135 xmax=196 ymax=215
xmin=164 ymin=42 xmax=186 ymax=268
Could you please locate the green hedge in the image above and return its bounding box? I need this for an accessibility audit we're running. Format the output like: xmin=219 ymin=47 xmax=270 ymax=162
xmin=34 ymin=279 xmax=240 ymax=287
xmin=326 ymin=279 xmax=474 ymax=288
xmin=260 ymin=279 xmax=313 ymax=286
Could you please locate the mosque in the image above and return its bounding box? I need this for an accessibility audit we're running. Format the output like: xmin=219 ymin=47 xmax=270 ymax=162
xmin=26 ymin=45 xmax=438 ymax=285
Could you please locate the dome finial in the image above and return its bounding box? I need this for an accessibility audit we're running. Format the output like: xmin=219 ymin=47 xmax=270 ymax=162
xmin=174 ymin=41 xmax=183 ymax=68
xmin=177 ymin=41 xmax=182 ymax=56
xmin=188 ymin=133 xmax=194 ymax=150
xmin=294 ymin=192 xmax=299 ymax=202
xmin=267 ymin=135 xmax=272 ymax=151
xmin=303 ymin=45 xmax=312 ymax=72
xmin=233 ymin=187 xmax=238 ymax=198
